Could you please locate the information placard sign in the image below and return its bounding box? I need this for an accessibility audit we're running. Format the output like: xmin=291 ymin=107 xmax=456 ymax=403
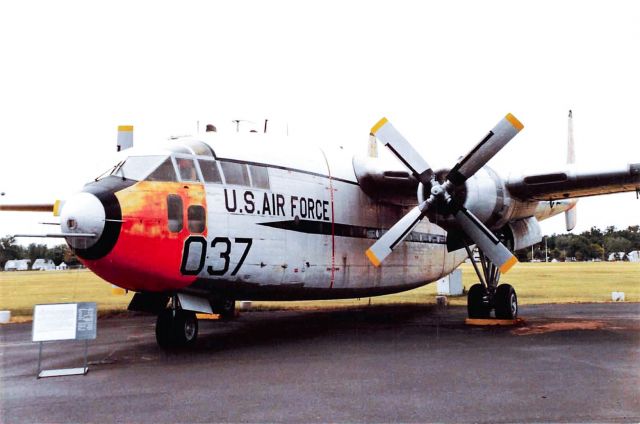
xmin=32 ymin=303 xmax=78 ymax=342
xmin=75 ymin=302 xmax=97 ymax=340
xmin=32 ymin=303 xmax=97 ymax=342
xmin=32 ymin=302 xmax=98 ymax=378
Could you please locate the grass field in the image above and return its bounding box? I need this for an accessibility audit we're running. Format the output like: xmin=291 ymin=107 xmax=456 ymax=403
xmin=1 ymin=262 xmax=638 ymax=322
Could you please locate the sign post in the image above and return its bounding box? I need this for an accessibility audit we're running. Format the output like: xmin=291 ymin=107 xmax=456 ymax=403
xmin=32 ymin=302 xmax=97 ymax=378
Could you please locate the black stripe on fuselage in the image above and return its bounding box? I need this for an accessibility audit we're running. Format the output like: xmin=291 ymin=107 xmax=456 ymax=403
xmin=258 ymin=219 xmax=446 ymax=244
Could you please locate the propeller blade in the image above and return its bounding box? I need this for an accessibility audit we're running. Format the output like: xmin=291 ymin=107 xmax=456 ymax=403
xmin=370 ymin=118 xmax=433 ymax=185
xmin=365 ymin=203 xmax=427 ymax=266
xmin=0 ymin=203 xmax=54 ymax=212
xmin=447 ymin=113 xmax=524 ymax=186
xmin=453 ymin=206 xmax=518 ymax=273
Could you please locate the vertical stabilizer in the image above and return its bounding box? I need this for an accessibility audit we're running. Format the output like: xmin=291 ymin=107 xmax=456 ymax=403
xmin=565 ymin=110 xmax=577 ymax=230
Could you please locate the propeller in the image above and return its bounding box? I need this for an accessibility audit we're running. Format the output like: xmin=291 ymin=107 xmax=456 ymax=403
xmin=365 ymin=114 xmax=523 ymax=273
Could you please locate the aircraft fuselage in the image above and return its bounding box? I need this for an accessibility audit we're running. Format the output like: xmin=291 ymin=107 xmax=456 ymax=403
xmin=64 ymin=136 xmax=468 ymax=301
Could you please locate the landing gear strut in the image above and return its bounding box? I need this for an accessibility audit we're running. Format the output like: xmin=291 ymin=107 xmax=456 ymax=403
xmin=212 ymin=297 xmax=236 ymax=320
xmin=465 ymin=246 xmax=518 ymax=319
xmin=155 ymin=296 xmax=198 ymax=348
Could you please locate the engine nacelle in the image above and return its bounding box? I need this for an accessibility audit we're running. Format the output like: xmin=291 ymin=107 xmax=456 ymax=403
xmin=503 ymin=216 xmax=543 ymax=251
xmin=418 ymin=166 xmax=515 ymax=232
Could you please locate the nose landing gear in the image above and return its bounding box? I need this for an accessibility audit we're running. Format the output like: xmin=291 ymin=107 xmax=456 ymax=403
xmin=465 ymin=246 xmax=518 ymax=320
xmin=154 ymin=294 xmax=237 ymax=348
xmin=155 ymin=308 xmax=199 ymax=348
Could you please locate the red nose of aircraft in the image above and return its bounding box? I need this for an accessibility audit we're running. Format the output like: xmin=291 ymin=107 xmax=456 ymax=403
xmin=59 ymin=174 xmax=207 ymax=293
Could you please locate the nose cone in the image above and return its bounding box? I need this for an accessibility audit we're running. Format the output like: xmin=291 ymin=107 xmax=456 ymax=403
xmin=60 ymin=192 xmax=106 ymax=249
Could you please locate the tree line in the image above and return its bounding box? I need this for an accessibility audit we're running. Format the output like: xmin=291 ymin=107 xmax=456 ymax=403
xmin=515 ymin=225 xmax=640 ymax=262
xmin=1 ymin=236 xmax=81 ymax=269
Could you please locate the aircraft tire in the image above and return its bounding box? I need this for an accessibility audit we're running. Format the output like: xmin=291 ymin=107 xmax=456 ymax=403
xmin=467 ymin=283 xmax=490 ymax=318
xmin=174 ymin=310 xmax=198 ymax=346
xmin=494 ymin=284 xmax=518 ymax=319
xmin=155 ymin=309 xmax=198 ymax=348
xmin=155 ymin=309 xmax=174 ymax=348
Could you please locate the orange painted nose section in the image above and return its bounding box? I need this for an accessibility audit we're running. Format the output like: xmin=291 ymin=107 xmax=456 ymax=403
xmin=81 ymin=181 xmax=207 ymax=292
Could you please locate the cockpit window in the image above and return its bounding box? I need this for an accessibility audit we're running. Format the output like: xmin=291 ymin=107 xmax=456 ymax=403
xmin=249 ymin=165 xmax=270 ymax=189
xmin=95 ymin=162 xmax=122 ymax=181
xmin=111 ymin=156 xmax=168 ymax=181
xmin=198 ymin=159 xmax=222 ymax=183
xmin=220 ymin=161 xmax=250 ymax=186
xmin=147 ymin=158 xmax=178 ymax=182
xmin=176 ymin=158 xmax=201 ymax=182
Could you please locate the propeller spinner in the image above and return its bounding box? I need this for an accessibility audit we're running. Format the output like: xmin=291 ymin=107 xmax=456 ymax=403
xmin=365 ymin=114 xmax=523 ymax=273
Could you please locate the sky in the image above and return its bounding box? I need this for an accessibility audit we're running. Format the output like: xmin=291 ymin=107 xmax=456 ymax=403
xmin=0 ymin=0 xmax=639 ymax=246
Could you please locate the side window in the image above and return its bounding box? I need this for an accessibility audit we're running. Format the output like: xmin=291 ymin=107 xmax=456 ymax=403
xmin=188 ymin=205 xmax=206 ymax=233
xmin=220 ymin=161 xmax=250 ymax=186
xmin=249 ymin=165 xmax=270 ymax=189
xmin=198 ymin=159 xmax=222 ymax=184
xmin=176 ymin=158 xmax=200 ymax=182
xmin=167 ymin=195 xmax=183 ymax=232
xmin=147 ymin=158 xmax=178 ymax=181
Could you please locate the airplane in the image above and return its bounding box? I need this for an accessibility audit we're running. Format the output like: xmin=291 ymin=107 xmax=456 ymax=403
xmin=1 ymin=113 xmax=639 ymax=348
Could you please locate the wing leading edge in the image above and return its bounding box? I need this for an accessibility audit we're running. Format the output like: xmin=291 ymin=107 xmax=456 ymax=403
xmin=506 ymin=163 xmax=640 ymax=201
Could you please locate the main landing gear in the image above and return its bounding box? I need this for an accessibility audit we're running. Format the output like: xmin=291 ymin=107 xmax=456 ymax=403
xmin=465 ymin=246 xmax=518 ymax=320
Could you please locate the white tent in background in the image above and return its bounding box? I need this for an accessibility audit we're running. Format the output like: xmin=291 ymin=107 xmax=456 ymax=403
xmin=627 ymin=251 xmax=640 ymax=262
xmin=32 ymin=259 xmax=55 ymax=271
xmin=56 ymin=262 xmax=68 ymax=270
xmin=4 ymin=259 xmax=31 ymax=271
xmin=607 ymin=252 xmax=627 ymax=261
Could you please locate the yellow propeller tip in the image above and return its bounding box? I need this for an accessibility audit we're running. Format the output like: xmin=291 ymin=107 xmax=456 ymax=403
xmin=499 ymin=256 xmax=519 ymax=274
xmin=370 ymin=117 xmax=388 ymax=136
xmin=365 ymin=249 xmax=382 ymax=267
xmin=505 ymin=113 xmax=524 ymax=131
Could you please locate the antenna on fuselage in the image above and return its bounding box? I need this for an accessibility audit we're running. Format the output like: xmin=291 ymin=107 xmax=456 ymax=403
xmin=232 ymin=119 xmax=258 ymax=133
xmin=565 ymin=109 xmax=578 ymax=231
xmin=117 ymin=125 xmax=133 ymax=152
xmin=567 ymin=109 xmax=575 ymax=164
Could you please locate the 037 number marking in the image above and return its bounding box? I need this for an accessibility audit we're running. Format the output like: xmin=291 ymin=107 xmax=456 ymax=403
xmin=180 ymin=236 xmax=253 ymax=276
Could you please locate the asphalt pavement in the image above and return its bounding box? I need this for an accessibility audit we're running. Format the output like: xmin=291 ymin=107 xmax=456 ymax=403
xmin=1 ymin=303 xmax=639 ymax=423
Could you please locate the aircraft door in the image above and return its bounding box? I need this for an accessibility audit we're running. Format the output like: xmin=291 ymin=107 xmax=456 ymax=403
xmin=171 ymin=157 xmax=208 ymax=275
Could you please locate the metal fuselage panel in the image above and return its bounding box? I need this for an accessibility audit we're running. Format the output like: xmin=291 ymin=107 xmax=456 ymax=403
xmin=185 ymin=144 xmax=466 ymax=300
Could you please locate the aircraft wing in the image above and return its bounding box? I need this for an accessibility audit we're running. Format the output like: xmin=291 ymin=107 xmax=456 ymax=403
xmin=506 ymin=163 xmax=640 ymax=201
